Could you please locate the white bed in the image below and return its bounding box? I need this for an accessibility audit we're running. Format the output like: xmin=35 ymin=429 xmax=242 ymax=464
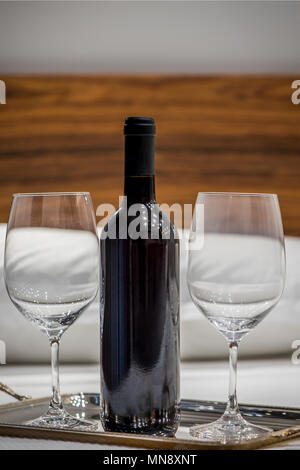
xmin=0 ymin=225 xmax=299 ymax=363
xmin=1 ymin=225 xmax=300 ymax=449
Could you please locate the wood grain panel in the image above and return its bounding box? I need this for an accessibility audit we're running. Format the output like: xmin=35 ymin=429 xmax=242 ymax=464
xmin=0 ymin=76 xmax=299 ymax=234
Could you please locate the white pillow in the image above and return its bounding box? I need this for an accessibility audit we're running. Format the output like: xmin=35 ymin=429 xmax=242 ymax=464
xmin=180 ymin=231 xmax=299 ymax=359
xmin=0 ymin=224 xmax=99 ymax=364
xmin=0 ymin=224 xmax=298 ymax=363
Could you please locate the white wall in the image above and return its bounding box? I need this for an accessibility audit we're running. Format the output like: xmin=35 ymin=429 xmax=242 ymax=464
xmin=0 ymin=1 xmax=299 ymax=74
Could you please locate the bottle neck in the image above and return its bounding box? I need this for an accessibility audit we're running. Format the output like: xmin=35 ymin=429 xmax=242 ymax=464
xmin=124 ymin=175 xmax=156 ymax=204
xmin=124 ymin=134 xmax=156 ymax=204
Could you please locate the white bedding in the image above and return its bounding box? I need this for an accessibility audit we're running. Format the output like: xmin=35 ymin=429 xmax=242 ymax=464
xmin=0 ymin=224 xmax=299 ymax=363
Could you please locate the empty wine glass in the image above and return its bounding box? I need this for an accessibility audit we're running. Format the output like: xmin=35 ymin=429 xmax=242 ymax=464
xmin=187 ymin=192 xmax=285 ymax=443
xmin=4 ymin=193 xmax=99 ymax=430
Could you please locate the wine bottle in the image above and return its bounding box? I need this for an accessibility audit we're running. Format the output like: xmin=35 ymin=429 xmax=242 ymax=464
xmin=100 ymin=117 xmax=180 ymax=436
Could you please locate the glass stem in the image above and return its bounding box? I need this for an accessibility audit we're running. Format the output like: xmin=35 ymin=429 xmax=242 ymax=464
xmin=225 ymin=341 xmax=239 ymax=416
xmin=49 ymin=340 xmax=63 ymax=411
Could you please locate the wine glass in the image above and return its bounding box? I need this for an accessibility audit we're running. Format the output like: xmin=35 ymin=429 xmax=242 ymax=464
xmin=187 ymin=192 xmax=285 ymax=443
xmin=4 ymin=193 xmax=99 ymax=430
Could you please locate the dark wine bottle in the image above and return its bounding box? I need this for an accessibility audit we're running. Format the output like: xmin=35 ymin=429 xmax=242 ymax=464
xmin=100 ymin=117 xmax=180 ymax=436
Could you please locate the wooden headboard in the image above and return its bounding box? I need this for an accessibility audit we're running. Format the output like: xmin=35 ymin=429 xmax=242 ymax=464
xmin=0 ymin=75 xmax=299 ymax=234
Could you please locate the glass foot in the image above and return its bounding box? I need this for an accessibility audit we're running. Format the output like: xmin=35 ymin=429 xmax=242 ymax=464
xmin=27 ymin=407 xmax=98 ymax=431
xmin=190 ymin=412 xmax=272 ymax=444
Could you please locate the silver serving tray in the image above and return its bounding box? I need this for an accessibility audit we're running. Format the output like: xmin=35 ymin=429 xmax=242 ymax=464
xmin=1 ymin=394 xmax=300 ymax=449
